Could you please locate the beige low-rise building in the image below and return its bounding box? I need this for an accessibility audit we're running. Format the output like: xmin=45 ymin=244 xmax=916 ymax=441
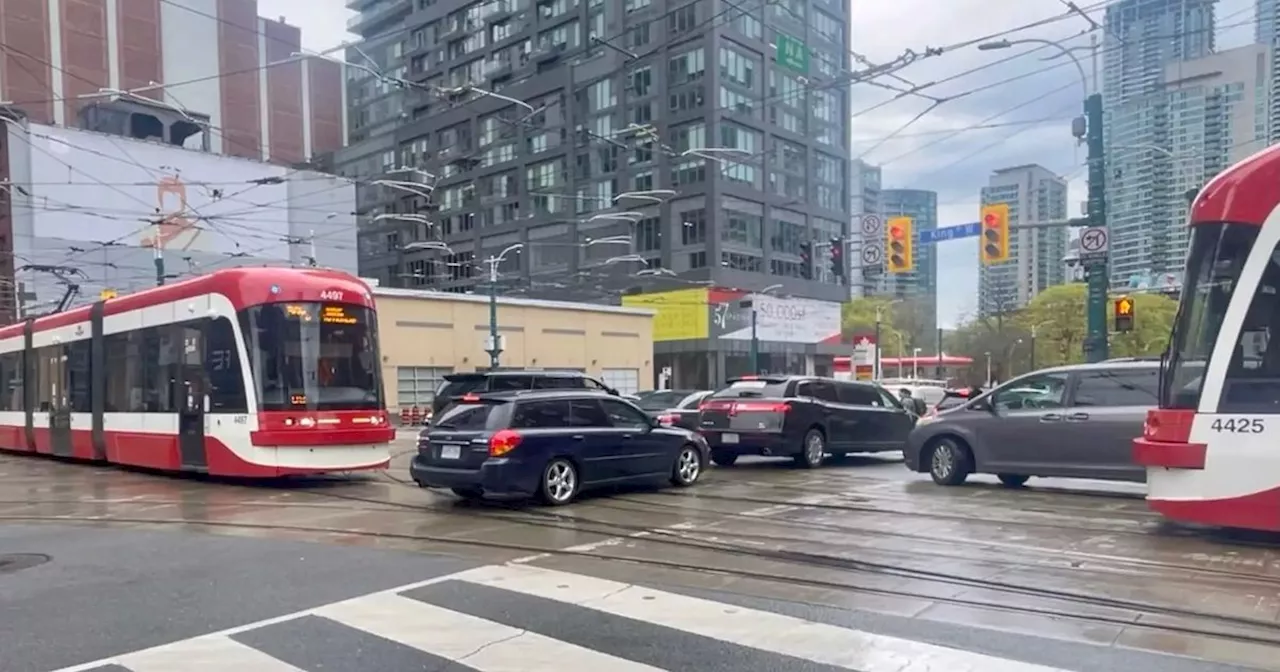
xmin=373 ymin=287 xmax=655 ymax=411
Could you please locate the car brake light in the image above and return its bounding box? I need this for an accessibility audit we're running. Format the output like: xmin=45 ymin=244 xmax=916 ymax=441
xmin=738 ymin=375 xmax=759 ymax=380
xmin=461 ymin=393 xmax=481 ymax=402
xmin=699 ymin=399 xmax=732 ymax=411
xmin=489 ymin=429 xmax=522 ymax=456
xmin=731 ymin=401 xmax=790 ymax=414
xmin=656 ymin=413 xmax=678 ymax=425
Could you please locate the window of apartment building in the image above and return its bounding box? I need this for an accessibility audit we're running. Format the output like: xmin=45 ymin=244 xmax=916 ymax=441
xmin=526 ymin=158 xmax=563 ymax=190
xmin=630 ymin=23 xmax=651 ymax=47
xmin=668 ymin=1 xmax=699 ymax=33
xmin=718 ymin=45 xmax=758 ymax=89
xmin=722 ymin=251 xmax=763 ymax=272
xmin=624 ymin=0 xmax=650 ymax=12
xmin=731 ymin=11 xmax=761 ymax=39
xmin=631 ymin=141 xmax=654 ymax=165
xmin=635 ymin=217 xmax=661 ymax=252
xmin=588 ymin=10 xmax=604 ymax=41
xmin=669 ymin=86 xmax=705 ymax=112
xmin=771 ymin=0 xmax=804 ymax=22
xmin=668 ymin=48 xmax=705 ymax=85
xmin=528 ymin=224 xmax=574 ymax=269
xmin=631 ymin=67 xmax=652 ymax=96
xmin=541 ymin=0 xmax=573 ymax=19
xmin=631 ymin=101 xmax=653 ymax=125
xmin=538 ymin=22 xmax=579 ymax=50
xmin=769 ymin=216 xmax=806 ymax=254
xmin=768 ymin=69 xmax=804 ymax=107
xmin=685 ymin=251 xmax=707 ymax=270
xmin=769 ymin=106 xmax=804 ymax=134
xmin=671 ymin=157 xmax=706 ymax=186
xmin=813 ymin=89 xmax=837 ymax=123
xmin=480 ymin=143 xmax=516 ymax=167
xmin=719 ymin=87 xmax=756 ymax=118
xmin=633 ymin=169 xmax=654 ymax=192
xmin=597 ymin=144 xmax=619 ymax=173
xmin=680 ymin=208 xmax=706 ymax=245
xmin=588 ymin=78 xmax=617 ymax=110
xmin=722 ymin=205 xmax=764 ymax=249
xmin=810 ymin=10 xmax=841 ymax=43
xmin=669 ymin=122 xmax=705 ymax=153
xmin=813 ymin=152 xmax=841 ymax=185
xmin=812 ymin=48 xmax=839 ymax=78
xmin=769 ymin=172 xmax=805 ymax=199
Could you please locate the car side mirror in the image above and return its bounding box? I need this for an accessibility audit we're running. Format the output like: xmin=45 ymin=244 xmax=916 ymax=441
xmin=971 ymin=397 xmax=995 ymax=413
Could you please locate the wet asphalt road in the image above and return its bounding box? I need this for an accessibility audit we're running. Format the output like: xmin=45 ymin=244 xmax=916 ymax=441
xmin=1 ymin=433 xmax=1279 ymax=671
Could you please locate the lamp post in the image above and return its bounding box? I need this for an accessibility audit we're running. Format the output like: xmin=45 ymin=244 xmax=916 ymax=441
xmin=482 ymin=244 xmax=523 ymax=369
xmin=984 ymin=351 xmax=993 ymax=386
xmin=739 ymin=284 xmax=783 ymax=374
xmin=911 ymin=348 xmax=922 ymax=379
xmin=979 ymin=36 xmax=1106 ymax=362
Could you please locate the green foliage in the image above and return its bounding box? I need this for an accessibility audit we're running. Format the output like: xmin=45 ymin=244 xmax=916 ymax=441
xmin=1013 ymin=283 xmax=1178 ymax=367
xmin=841 ymin=298 xmax=908 ymax=352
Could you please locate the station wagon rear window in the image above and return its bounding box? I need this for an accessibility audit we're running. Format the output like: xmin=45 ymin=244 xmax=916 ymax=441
xmin=431 ymin=403 xmax=501 ymax=431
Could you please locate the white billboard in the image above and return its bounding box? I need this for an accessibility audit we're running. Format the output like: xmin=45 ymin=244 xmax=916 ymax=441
xmin=716 ymin=294 xmax=842 ymax=344
xmin=4 ymin=123 xmax=357 ymax=312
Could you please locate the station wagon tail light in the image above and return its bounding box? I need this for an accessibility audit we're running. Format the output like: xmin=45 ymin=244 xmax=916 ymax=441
xmin=489 ymin=429 xmax=522 ymax=457
xmin=657 ymin=413 xmax=678 ymax=425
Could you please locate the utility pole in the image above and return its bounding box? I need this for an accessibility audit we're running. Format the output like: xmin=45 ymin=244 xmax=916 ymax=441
xmin=873 ymin=306 xmax=883 ymax=380
xmin=1081 ymin=92 xmax=1108 ymax=362
xmin=152 ymin=222 xmax=165 ymax=286
xmin=485 ymin=258 xmax=502 ymax=369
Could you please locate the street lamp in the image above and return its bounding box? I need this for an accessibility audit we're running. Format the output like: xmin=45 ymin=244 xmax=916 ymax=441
xmin=911 ymin=347 xmax=922 ymax=379
xmin=977 ymin=38 xmax=1090 ymax=99
xmin=739 ymin=284 xmax=783 ymax=374
xmin=482 ymin=243 xmax=523 ymax=368
xmin=873 ymin=299 xmax=902 ymax=380
xmin=984 ymin=351 xmax=993 ymax=386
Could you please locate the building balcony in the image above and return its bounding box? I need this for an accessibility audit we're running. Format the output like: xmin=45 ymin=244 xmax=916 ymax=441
xmin=346 ymin=1 xmax=411 ymax=34
xmin=440 ymin=19 xmax=480 ymax=43
xmin=483 ymin=60 xmax=513 ymax=80
xmin=531 ymin=43 xmax=566 ymax=64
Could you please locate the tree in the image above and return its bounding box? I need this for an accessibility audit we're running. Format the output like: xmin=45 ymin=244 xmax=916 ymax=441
xmin=1016 ymin=284 xmax=1178 ymax=366
xmin=891 ymin=296 xmax=938 ymax=351
xmin=841 ymin=297 xmax=907 ymax=356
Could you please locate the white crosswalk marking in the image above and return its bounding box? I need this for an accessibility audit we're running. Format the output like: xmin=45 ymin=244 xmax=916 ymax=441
xmin=313 ymin=593 xmax=664 ymax=671
xmin=110 ymin=635 xmax=305 ymax=672
xmin=51 ymin=562 xmax=1077 ymax=672
xmin=451 ymin=564 xmax=1070 ymax=672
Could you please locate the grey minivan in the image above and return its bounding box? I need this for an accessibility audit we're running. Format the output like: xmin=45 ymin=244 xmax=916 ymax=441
xmin=903 ymin=361 xmax=1158 ymax=486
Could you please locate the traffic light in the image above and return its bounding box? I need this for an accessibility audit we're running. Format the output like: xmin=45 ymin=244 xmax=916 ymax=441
xmin=1114 ymin=296 xmax=1134 ymax=332
xmin=829 ymin=237 xmax=844 ymax=278
xmin=885 ymin=217 xmax=913 ymax=273
xmin=799 ymin=241 xmax=812 ymax=279
xmin=979 ymin=203 xmax=1010 ymax=265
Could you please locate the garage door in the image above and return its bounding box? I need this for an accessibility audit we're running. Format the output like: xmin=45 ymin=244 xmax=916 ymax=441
xmin=601 ymin=368 xmax=640 ymax=395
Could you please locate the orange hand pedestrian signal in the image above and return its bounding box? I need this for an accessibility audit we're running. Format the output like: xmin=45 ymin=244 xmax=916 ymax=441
xmin=979 ymin=203 xmax=1010 ymax=265
xmin=885 ymin=217 xmax=913 ymax=273
xmin=1114 ymin=296 xmax=1134 ymax=332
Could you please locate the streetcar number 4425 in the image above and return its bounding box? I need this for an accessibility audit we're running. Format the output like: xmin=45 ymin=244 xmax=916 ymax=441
xmin=1210 ymin=418 xmax=1265 ymax=433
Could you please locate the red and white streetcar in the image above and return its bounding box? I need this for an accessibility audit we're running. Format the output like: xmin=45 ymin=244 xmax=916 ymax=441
xmin=1135 ymin=142 xmax=1280 ymax=531
xmin=0 ymin=267 xmax=393 ymax=477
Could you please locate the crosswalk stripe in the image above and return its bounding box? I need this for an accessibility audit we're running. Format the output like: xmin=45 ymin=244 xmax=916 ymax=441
xmin=109 ymin=635 xmax=304 ymax=672
xmin=313 ymin=593 xmax=665 ymax=671
xmin=450 ymin=564 xmax=1072 ymax=672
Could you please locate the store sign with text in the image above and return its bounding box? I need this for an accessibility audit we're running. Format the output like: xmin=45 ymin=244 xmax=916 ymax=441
xmin=709 ymin=290 xmax=841 ymax=344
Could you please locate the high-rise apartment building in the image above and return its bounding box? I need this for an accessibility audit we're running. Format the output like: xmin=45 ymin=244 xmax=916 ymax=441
xmin=978 ymin=165 xmax=1068 ymax=316
xmin=340 ymin=0 xmax=853 ymax=304
xmin=1102 ymin=0 xmax=1216 ymax=285
xmin=847 ymin=158 xmax=880 ymax=297
xmin=0 ymin=0 xmax=343 ymax=163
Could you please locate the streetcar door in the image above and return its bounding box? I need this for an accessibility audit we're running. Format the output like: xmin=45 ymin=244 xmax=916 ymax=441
xmin=47 ymin=346 xmax=72 ymax=457
xmin=177 ymin=323 xmax=207 ymax=471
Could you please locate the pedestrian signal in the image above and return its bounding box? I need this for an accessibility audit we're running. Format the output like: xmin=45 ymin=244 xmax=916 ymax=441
xmin=1114 ymin=296 xmax=1134 ymax=332
xmin=885 ymin=217 xmax=913 ymax=273
xmin=829 ymin=237 xmax=844 ymax=278
xmin=979 ymin=203 xmax=1010 ymax=265
xmin=799 ymin=241 xmax=813 ymax=279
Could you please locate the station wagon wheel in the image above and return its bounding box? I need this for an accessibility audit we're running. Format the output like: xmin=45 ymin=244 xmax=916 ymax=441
xmin=795 ymin=428 xmax=825 ymax=469
xmin=928 ymin=437 xmax=972 ymax=486
xmin=671 ymin=445 xmax=702 ymax=487
xmin=539 ymin=458 xmax=579 ymax=506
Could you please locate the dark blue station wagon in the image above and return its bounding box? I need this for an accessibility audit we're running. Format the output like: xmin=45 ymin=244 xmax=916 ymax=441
xmin=410 ymin=390 xmax=709 ymax=505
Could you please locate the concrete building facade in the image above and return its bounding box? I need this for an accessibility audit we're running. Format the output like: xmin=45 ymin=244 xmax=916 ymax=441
xmin=978 ymin=164 xmax=1068 ymax=317
xmin=0 ymin=0 xmax=344 ymax=163
xmin=341 ymin=0 xmax=854 ymax=306
xmin=847 ymin=158 xmax=881 ymax=297
xmin=374 ymin=286 xmax=655 ymax=410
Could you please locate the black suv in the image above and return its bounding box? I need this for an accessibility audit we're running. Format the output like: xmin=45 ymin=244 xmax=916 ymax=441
xmin=433 ymin=370 xmax=619 ymax=415
xmin=698 ymin=375 xmax=917 ymax=468
xmin=411 ymin=389 xmax=708 ymax=505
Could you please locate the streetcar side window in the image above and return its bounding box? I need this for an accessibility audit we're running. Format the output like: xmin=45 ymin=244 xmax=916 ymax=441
xmin=205 ymin=318 xmax=247 ymax=413
xmin=67 ymin=340 xmax=91 ymax=413
xmin=0 ymin=352 xmax=21 ymax=412
xmin=1220 ymin=241 xmax=1280 ymax=413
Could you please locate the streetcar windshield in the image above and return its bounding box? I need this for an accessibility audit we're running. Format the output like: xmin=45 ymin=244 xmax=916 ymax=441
xmin=1161 ymin=223 xmax=1256 ymax=408
xmin=239 ymin=302 xmax=384 ymax=411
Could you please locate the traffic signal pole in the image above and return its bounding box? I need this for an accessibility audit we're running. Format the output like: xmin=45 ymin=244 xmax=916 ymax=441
xmin=1082 ymin=93 xmax=1108 ymax=362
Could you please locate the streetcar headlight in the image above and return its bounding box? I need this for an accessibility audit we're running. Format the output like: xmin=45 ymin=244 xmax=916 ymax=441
xmin=299 ymin=417 xmax=317 ymax=428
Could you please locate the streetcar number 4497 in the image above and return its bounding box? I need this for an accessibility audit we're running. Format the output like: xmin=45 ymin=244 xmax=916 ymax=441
xmin=1210 ymin=418 xmax=1264 ymax=433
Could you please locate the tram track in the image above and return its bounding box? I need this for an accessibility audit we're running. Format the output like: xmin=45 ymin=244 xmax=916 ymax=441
xmin=4 ymin=509 xmax=1280 ymax=650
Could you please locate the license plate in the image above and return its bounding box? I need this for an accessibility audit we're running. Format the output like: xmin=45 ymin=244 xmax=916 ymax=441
xmin=440 ymin=445 xmax=462 ymax=459
xmin=722 ymin=433 xmax=739 ymax=444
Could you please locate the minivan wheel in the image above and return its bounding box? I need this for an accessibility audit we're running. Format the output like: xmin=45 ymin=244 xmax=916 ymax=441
xmin=539 ymin=458 xmax=579 ymax=506
xmin=997 ymin=473 xmax=1030 ymax=488
xmin=671 ymin=446 xmax=702 ymax=487
xmin=928 ymin=437 xmax=972 ymax=486
xmin=795 ymin=429 xmax=825 ymax=469
xmin=711 ymin=450 xmax=738 ymax=467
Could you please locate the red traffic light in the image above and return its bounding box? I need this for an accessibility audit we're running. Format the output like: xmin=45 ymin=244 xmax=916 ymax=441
xmin=984 ymin=213 xmax=998 ymax=226
xmin=889 ymin=225 xmax=904 ymax=239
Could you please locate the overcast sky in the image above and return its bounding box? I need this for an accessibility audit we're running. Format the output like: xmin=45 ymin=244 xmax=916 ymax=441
xmin=262 ymin=0 xmax=1255 ymax=328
